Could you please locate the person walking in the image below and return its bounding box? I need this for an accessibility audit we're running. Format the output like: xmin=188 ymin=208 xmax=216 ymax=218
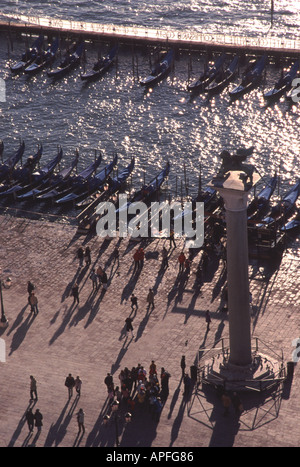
xmin=34 ymin=409 xmax=43 ymax=432
xmin=76 ymin=408 xmax=85 ymax=434
xmin=75 ymin=376 xmax=82 ymax=397
xmin=84 ymin=246 xmax=91 ymax=267
xmin=160 ymin=368 xmax=171 ymax=400
xmin=30 ymin=375 xmax=38 ymax=401
xmin=138 ymin=247 xmax=145 ymax=270
xmin=169 ymin=229 xmax=176 ymax=249
xmin=77 ymin=247 xmax=84 ymax=267
xmin=147 ymin=288 xmax=155 ymax=310
xmin=29 ymin=292 xmax=39 ymax=315
xmin=131 ymin=293 xmax=138 ymax=312
xmin=27 ymin=281 xmax=35 ymax=304
xmin=133 ymin=248 xmax=140 ymax=274
xmin=180 ymin=356 xmax=186 ymax=378
xmin=205 ymin=310 xmax=211 ymax=331
xmin=178 ymin=252 xmax=186 ymax=273
xmin=89 ymin=269 xmax=98 ymax=292
xmin=104 ymin=373 xmax=114 ymax=391
xmin=162 ymin=247 xmax=169 ymax=269
xmin=65 ymin=373 xmax=75 ymax=398
xmin=125 ymin=316 xmax=134 ymax=338
xmin=72 ymin=283 xmax=79 ymax=305
xmin=101 ymin=270 xmax=108 ymax=291
xmin=25 ymin=408 xmax=35 ymax=432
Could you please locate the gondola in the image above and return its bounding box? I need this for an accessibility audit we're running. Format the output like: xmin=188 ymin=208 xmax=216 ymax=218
xmin=10 ymin=35 xmax=44 ymax=73
xmin=17 ymin=150 xmax=79 ymax=201
xmin=24 ymin=38 xmax=59 ymax=75
xmin=140 ymin=50 xmax=174 ymax=87
xmin=281 ymin=209 xmax=300 ymax=232
xmin=256 ymin=179 xmax=300 ymax=228
xmin=205 ymin=55 xmax=239 ymax=95
xmin=187 ymin=54 xmax=226 ymax=92
xmin=229 ymin=55 xmax=267 ymax=99
xmin=247 ymin=174 xmax=278 ymax=221
xmin=116 ymin=161 xmax=170 ymax=216
xmin=2 ymin=145 xmax=43 ymax=191
xmin=264 ymin=60 xmax=299 ymax=101
xmin=37 ymin=153 xmax=102 ymax=201
xmin=0 ymin=147 xmax=62 ymax=198
xmin=47 ymin=42 xmax=84 ymax=79
xmin=76 ymin=157 xmax=135 ymax=210
xmin=0 ymin=140 xmax=25 ymax=182
xmin=80 ymin=45 xmax=118 ymax=81
xmin=55 ymin=154 xmax=118 ymax=205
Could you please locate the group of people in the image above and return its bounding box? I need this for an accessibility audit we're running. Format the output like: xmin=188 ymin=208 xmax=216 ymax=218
xmin=104 ymin=361 xmax=171 ymax=422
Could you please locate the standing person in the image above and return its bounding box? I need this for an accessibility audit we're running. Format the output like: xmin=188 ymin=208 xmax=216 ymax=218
xmin=138 ymin=247 xmax=145 ymax=270
xmin=96 ymin=265 xmax=104 ymax=288
xmin=77 ymin=247 xmax=84 ymax=267
xmin=162 ymin=247 xmax=169 ymax=269
xmin=25 ymin=408 xmax=35 ymax=432
xmin=104 ymin=373 xmax=114 ymax=391
xmin=30 ymin=375 xmax=38 ymax=401
xmin=72 ymin=283 xmax=79 ymax=305
xmin=65 ymin=373 xmax=75 ymax=399
xmin=101 ymin=270 xmax=108 ymax=291
xmin=84 ymin=246 xmax=91 ymax=267
xmin=147 ymin=288 xmax=155 ymax=310
xmin=27 ymin=281 xmax=35 ymax=304
xmin=75 ymin=376 xmax=82 ymax=397
xmin=169 ymin=229 xmax=176 ymax=249
xmin=76 ymin=408 xmax=85 ymax=434
xmin=34 ymin=409 xmax=43 ymax=432
xmin=180 ymin=356 xmax=186 ymax=378
xmin=125 ymin=316 xmax=134 ymax=338
xmin=29 ymin=292 xmax=39 ymax=315
xmin=183 ymin=373 xmax=191 ymax=398
xmin=131 ymin=293 xmax=138 ymax=312
xmin=89 ymin=269 xmax=98 ymax=292
xmin=178 ymin=252 xmax=186 ymax=273
xmin=205 ymin=310 xmax=211 ymax=331
xmin=160 ymin=368 xmax=171 ymax=401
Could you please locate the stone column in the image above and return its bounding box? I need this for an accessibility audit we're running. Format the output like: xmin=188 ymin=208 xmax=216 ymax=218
xmin=218 ymin=187 xmax=252 ymax=366
xmin=209 ymin=167 xmax=260 ymax=369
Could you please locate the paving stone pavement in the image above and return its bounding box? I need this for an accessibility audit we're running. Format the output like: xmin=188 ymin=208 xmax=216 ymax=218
xmin=0 ymin=214 xmax=299 ymax=448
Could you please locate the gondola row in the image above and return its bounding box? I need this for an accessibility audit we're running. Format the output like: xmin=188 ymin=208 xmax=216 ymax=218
xmin=0 ymin=140 xmax=298 ymax=257
xmin=9 ymin=35 xmax=300 ymax=102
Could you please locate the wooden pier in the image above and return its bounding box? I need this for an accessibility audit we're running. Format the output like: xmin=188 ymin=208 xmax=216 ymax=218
xmin=1 ymin=13 xmax=300 ymax=58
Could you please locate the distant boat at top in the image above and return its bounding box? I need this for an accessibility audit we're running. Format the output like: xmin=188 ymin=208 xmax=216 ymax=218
xmin=205 ymin=55 xmax=239 ymax=95
xmin=81 ymin=45 xmax=118 ymax=81
xmin=24 ymin=38 xmax=59 ymax=75
xmin=229 ymin=55 xmax=267 ymax=99
xmin=140 ymin=50 xmax=174 ymax=87
xmin=10 ymin=35 xmax=44 ymax=73
xmin=187 ymin=54 xmax=226 ymax=92
xmin=264 ymin=60 xmax=299 ymax=101
xmin=47 ymin=41 xmax=84 ymax=79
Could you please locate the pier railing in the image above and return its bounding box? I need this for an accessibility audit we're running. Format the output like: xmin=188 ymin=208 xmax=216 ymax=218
xmin=1 ymin=13 xmax=300 ymax=55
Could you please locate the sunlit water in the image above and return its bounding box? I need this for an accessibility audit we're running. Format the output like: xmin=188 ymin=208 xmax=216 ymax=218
xmin=0 ymin=0 xmax=299 ymax=216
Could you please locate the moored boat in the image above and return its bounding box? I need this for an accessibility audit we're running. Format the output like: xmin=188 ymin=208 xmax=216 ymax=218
xmin=264 ymin=60 xmax=299 ymax=101
xmin=205 ymin=55 xmax=239 ymax=95
xmin=81 ymin=45 xmax=118 ymax=81
xmin=24 ymin=38 xmax=59 ymax=75
xmin=0 ymin=140 xmax=25 ymax=182
xmin=188 ymin=54 xmax=226 ymax=92
xmin=47 ymin=41 xmax=84 ymax=79
xmin=140 ymin=50 xmax=174 ymax=87
xmin=247 ymin=174 xmax=278 ymax=220
xmin=10 ymin=35 xmax=44 ymax=73
xmin=229 ymin=55 xmax=267 ymax=99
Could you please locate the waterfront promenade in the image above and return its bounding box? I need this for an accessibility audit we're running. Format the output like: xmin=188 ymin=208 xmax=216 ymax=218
xmin=0 ymin=214 xmax=299 ymax=448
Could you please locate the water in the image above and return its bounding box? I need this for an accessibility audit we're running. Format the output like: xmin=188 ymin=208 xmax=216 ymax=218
xmin=0 ymin=1 xmax=299 ymax=216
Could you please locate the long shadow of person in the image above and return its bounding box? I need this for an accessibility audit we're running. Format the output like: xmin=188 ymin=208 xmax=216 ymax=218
xmin=8 ymin=400 xmax=37 ymax=447
xmin=7 ymin=305 xmax=28 ymax=336
xmin=9 ymin=312 xmax=37 ymax=356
